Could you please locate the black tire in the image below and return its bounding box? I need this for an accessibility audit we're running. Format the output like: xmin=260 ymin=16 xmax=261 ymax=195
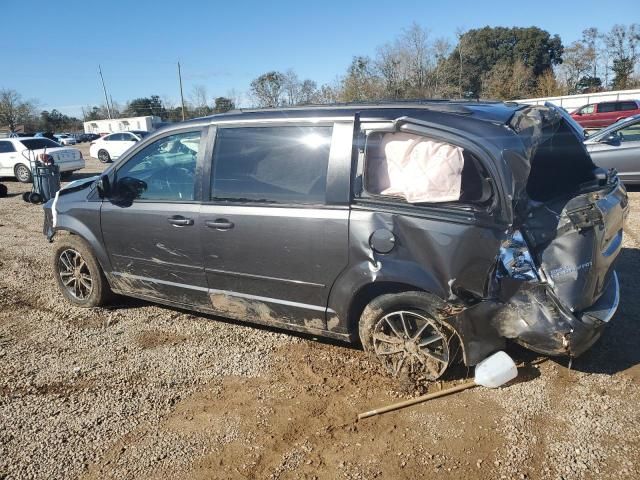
xmin=52 ymin=235 xmax=112 ymax=308
xmin=359 ymin=291 xmax=457 ymax=382
xmin=60 ymin=171 xmax=73 ymax=180
xmin=14 ymin=163 xmax=32 ymax=183
xmin=97 ymin=149 xmax=111 ymax=163
xmin=28 ymin=192 xmax=42 ymax=204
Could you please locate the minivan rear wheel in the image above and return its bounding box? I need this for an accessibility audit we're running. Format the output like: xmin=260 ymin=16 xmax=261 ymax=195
xmin=52 ymin=235 xmax=112 ymax=308
xmin=359 ymin=292 xmax=456 ymax=382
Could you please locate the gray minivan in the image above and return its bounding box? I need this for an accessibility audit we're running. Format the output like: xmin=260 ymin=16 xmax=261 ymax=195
xmin=43 ymin=102 xmax=627 ymax=382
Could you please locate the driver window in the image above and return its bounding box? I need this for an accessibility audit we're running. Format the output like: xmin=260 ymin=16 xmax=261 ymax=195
xmin=116 ymin=130 xmax=201 ymax=201
xmin=581 ymin=105 xmax=595 ymax=114
xmin=618 ymin=124 xmax=640 ymax=143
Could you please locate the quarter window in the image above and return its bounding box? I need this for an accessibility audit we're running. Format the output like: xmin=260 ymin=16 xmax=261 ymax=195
xmin=210 ymin=126 xmax=333 ymax=204
xmin=619 ymin=101 xmax=638 ymax=111
xmin=116 ymin=130 xmax=201 ymax=201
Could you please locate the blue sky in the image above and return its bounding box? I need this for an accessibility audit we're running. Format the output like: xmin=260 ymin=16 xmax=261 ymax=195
xmin=2 ymin=0 xmax=636 ymax=117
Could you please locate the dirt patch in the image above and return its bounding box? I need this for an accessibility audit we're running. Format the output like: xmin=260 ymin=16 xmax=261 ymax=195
xmin=136 ymin=330 xmax=188 ymax=349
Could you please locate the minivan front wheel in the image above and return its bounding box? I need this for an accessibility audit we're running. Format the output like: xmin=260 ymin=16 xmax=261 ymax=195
xmin=52 ymin=235 xmax=112 ymax=307
xmin=359 ymin=292 xmax=455 ymax=381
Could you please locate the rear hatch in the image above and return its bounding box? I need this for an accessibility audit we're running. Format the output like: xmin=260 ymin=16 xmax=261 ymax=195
xmin=523 ymin=176 xmax=626 ymax=311
xmin=511 ymin=103 xmax=628 ymax=312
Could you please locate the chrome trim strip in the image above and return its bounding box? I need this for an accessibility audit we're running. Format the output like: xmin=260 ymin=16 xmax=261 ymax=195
xmin=208 ymin=288 xmax=331 ymax=313
xmin=205 ymin=268 xmax=325 ymax=288
xmin=112 ymin=272 xmax=208 ymax=291
xmin=111 ymin=272 xmax=331 ymax=313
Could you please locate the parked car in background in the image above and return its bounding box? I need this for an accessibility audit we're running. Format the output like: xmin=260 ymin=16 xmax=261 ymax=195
xmin=571 ymin=100 xmax=640 ymax=129
xmin=54 ymin=133 xmax=77 ymax=146
xmin=585 ymin=114 xmax=640 ymax=184
xmin=44 ymin=103 xmax=626 ymax=382
xmin=89 ymin=130 xmax=149 ymax=163
xmin=83 ymin=133 xmax=101 ymax=142
xmin=0 ymin=137 xmax=84 ymax=182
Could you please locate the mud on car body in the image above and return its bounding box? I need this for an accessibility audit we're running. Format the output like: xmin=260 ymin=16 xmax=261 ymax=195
xmin=43 ymin=101 xmax=627 ymax=382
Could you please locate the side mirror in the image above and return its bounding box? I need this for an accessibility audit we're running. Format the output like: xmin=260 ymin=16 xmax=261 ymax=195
xmin=602 ymin=132 xmax=620 ymax=145
xmin=574 ymin=111 xmax=582 ymax=116
xmin=117 ymin=176 xmax=147 ymax=199
xmin=96 ymin=174 xmax=110 ymax=198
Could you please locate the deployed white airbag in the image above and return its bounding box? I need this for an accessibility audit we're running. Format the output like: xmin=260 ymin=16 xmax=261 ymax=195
xmin=370 ymin=132 xmax=465 ymax=203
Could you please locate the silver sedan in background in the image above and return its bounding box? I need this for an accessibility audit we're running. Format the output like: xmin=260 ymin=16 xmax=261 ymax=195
xmin=586 ymin=114 xmax=640 ymax=184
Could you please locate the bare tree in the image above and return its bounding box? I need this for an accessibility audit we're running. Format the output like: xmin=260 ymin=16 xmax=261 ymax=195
xmin=560 ymin=41 xmax=593 ymax=93
xmin=604 ymin=24 xmax=640 ymax=89
xmin=190 ymin=85 xmax=211 ymax=116
xmin=250 ymin=71 xmax=286 ymax=107
xmin=433 ymin=37 xmax=452 ymax=97
xmin=0 ymin=89 xmax=36 ymax=131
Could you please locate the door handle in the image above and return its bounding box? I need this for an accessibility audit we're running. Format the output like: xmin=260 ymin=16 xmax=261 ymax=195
xmin=205 ymin=219 xmax=234 ymax=230
xmin=167 ymin=215 xmax=194 ymax=226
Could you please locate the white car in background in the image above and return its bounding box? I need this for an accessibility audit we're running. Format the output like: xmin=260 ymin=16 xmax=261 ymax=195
xmin=54 ymin=133 xmax=77 ymax=146
xmin=89 ymin=130 xmax=150 ymax=163
xmin=0 ymin=137 xmax=85 ymax=182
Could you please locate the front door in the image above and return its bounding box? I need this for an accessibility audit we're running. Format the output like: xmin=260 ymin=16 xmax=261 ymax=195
xmin=200 ymin=123 xmax=351 ymax=330
xmin=101 ymin=128 xmax=208 ymax=306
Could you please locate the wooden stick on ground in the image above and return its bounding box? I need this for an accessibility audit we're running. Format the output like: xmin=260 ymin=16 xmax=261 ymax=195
xmin=357 ymin=380 xmax=476 ymax=420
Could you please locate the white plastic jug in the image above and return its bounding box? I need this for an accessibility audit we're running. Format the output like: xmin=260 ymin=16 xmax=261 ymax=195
xmin=474 ymin=350 xmax=518 ymax=388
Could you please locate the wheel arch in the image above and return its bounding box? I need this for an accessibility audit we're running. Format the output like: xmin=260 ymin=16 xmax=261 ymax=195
xmin=52 ymin=222 xmax=111 ymax=274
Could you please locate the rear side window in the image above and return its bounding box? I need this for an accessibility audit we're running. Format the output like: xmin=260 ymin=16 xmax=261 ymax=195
xmin=210 ymin=126 xmax=333 ymax=204
xmin=619 ymin=101 xmax=638 ymax=111
xmin=0 ymin=141 xmax=15 ymax=153
xmin=363 ymin=132 xmax=492 ymax=205
xmin=19 ymin=139 xmax=60 ymax=150
xmin=598 ymin=103 xmax=618 ymax=113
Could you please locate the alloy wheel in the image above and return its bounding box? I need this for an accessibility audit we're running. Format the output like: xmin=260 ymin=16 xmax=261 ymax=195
xmin=372 ymin=310 xmax=451 ymax=380
xmin=57 ymin=248 xmax=93 ymax=300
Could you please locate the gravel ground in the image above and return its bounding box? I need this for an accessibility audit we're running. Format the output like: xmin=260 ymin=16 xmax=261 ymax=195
xmin=1 ymin=147 xmax=639 ymax=479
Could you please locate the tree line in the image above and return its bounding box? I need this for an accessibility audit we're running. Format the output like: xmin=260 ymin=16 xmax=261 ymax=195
xmin=249 ymin=23 xmax=640 ymax=107
xmin=1 ymin=23 xmax=639 ymax=131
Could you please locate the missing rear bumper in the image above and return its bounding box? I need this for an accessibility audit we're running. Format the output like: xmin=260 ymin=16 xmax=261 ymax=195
xmin=491 ymin=272 xmax=619 ymax=357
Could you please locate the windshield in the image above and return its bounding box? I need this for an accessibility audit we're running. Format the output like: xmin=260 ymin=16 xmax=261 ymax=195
xmin=20 ymin=138 xmax=61 ymax=150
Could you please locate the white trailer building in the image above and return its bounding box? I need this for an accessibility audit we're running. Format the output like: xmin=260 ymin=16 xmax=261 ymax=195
xmin=516 ymin=88 xmax=640 ymax=113
xmin=83 ymin=116 xmax=162 ymax=135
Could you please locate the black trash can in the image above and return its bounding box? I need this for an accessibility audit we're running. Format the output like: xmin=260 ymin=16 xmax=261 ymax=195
xmin=33 ymin=164 xmax=61 ymax=203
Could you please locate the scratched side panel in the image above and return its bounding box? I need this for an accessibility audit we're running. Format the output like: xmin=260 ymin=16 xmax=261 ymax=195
xmin=101 ymin=201 xmax=209 ymax=306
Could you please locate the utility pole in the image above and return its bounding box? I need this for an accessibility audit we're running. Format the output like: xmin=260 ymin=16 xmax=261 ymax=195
xmin=178 ymin=61 xmax=186 ymax=121
xmin=98 ymin=65 xmax=112 ymax=119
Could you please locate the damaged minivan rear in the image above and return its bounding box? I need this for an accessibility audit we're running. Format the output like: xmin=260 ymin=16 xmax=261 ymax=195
xmin=43 ymin=101 xmax=627 ymax=382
